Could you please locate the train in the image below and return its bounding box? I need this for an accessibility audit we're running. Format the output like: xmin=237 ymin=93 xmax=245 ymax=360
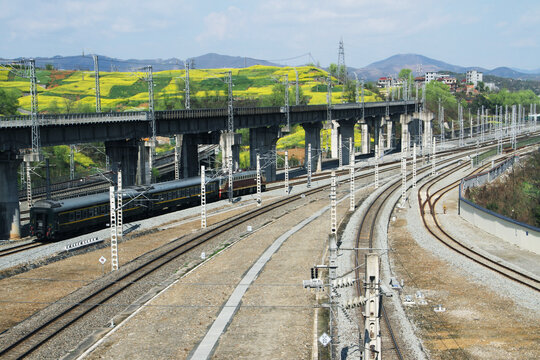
xmin=30 ymin=170 xmax=266 ymax=240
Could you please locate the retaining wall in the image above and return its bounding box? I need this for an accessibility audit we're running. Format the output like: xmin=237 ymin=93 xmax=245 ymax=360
xmin=459 ymin=155 xmax=540 ymax=254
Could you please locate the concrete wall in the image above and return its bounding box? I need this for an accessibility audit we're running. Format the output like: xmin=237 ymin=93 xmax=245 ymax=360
xmin=460 ymin=198 xmax=540 ymax=255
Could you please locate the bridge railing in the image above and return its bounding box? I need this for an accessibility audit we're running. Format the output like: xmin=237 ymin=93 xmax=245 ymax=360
xmin=1 ymin=100 xmax=418 ymax=127
xmin=0 ymin=111 xmax=148 ymax=127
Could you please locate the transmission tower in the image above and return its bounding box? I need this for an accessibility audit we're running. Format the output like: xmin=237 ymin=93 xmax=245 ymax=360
xmin=337 ymin=38 xmax=347 ymax=83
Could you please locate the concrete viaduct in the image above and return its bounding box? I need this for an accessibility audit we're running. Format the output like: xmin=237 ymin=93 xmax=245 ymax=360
xmin=0 ymin=100 xmax=432 ymax=238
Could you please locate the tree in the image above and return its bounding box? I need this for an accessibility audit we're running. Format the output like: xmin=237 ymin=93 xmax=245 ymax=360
xmin=338 ymin=65 xmax=347 ymax=83
xmin=398 ymin=68 xmax=412 ymax=81
xmin=45 ymin=64 xmax=54 ymax=71
xmin=328 ymin=63 xmax=338 ymax=78
xmin=0 ymin=88 xmax=19 ymax=115
xmin=342 ymin=79 xmax=357 ymax=103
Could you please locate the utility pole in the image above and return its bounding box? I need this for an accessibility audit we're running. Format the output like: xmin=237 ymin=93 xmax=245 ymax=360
xmin=284 ymin=150 xmax=289 ymax=195
xmin=361 ymin=79 xmax=365 ymax=121
xmin=144 ymin=65 xmax=156 ymax=181
xmin=363 ymin=253 xmax=381 ymax=358
xmin=117 ymin=170 xmax=123 ymax=243
xmin=400 ymin=131 xmax=407 ymax=207
xmin=93 ymin=55 xmax=101 ymax=112
xmin=295 ymin=68 xmax=300 ymax=105
xmin=284 ymin=74 xmax=290 ymax=132
xmin=70 ymin=145 xmax=75 ymax=180
xmin=227 ymin=70 xmax=234 ymax=133
xmin=338 ymin=133 xmax=343 ymax=169
xmin=459 ymin=103 xmax=464 ymax=147
xmin=201 ymin=165 xmax=207 ymax=228
xmin=29 ymin=59 xmax=40 ymax=157
xmin=354 ymin=72 xmax=359 ymax=103
xmin=185 ymin=60 xmax=191 ymax=109
xmin=307 ymin=143 xmax=312 ymax=188
xmin=431 ymin=138 xmax=436 ymax=176
xmin=26 ymin=162 xmax=32 ymax=208
xmin=374 ymin=145 xmax=379 ymax=189
xmin=228 ymin=155 xmax=233 ymax=202
xmin=349 ymin=137 xmax=355 ymax=211
xmin=413 ymin=143 xmax=417 ymax=188
xmin=327 ymin=76 xmax=332 ymax=124
xmin=256 ymin=154 xmax=261 ymax=206
xmin=109 ymin=186 xmax=118 ymax=271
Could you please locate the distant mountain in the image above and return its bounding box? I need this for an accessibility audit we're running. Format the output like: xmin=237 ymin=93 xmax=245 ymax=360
xmin=486 ymin=67 xmax=527 ymax=78
xmin=3 ymin=52 xmax=539 ymax=81
xmin=0 ymin=53 xmax=281 ymax=72
xmin=351 ymin=53 xmax=489 ymax=81
xmin=510 ymin=67 xmax=540 ymax=75
xmin=188 ymin=53 xmax=280 ymax=69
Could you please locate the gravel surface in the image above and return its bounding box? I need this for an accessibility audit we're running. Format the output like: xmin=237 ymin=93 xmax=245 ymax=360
xmin=387 ymin=157 xmax=540 ymax=358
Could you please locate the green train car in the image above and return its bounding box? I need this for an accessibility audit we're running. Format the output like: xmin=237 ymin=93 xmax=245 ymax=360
xmin=30 ymin=170 xmax=264 ymax=240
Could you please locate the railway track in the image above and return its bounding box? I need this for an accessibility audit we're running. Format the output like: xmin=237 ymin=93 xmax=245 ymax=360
xmin=0 ymin=171 xmax=350 ymax=359
xmin=418 ymin=152 xmax=540 ymax=292
xmin=0 ymin=141 xmax=521 ymax=357
xmin=0 ymin=241 xmax=47 ymax=259
xmin=351 ymin=150 xmax=474 ymax=359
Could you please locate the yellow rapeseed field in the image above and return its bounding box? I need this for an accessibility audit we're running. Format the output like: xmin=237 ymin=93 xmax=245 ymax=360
xmin=0 ymin=65 xmax=379 ymax=113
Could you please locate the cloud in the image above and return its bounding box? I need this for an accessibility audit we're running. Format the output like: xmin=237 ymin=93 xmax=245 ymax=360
xmin=196 ymin=7 xmax=243 ymax=43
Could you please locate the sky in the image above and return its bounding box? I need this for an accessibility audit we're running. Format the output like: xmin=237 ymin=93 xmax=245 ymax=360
xmin=1 ymin=0 xmax=539 ymax=71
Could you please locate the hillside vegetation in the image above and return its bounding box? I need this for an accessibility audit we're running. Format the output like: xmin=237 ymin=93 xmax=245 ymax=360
xmin=465 ymin=150 xmax=540 ymax=227
xmin=0 ymin=65 xmax=378 ymax=114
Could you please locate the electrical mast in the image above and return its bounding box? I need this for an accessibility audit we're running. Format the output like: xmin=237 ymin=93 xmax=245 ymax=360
xmin=93 ymin=55 xmax=101 ymax=112
xmin=337 ymin=38 xmax=347 ymax=83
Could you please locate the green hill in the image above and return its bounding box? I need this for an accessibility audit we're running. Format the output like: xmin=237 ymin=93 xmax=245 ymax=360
xmin=0 ymin=65 xmax=378 ymax=114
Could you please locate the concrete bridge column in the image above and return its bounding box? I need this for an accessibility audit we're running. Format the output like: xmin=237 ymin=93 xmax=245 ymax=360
xmin=400 ymin=114 xmax=413 ymax=149
xmin=0 ymin=150 xmax=22 ymax=240
xmin=220 ymin=132 xmax=242 ymax=171
xmin=330 ymin=120 xmax=339 ymax=159
xmin=417 ymin=111 xmax=434 ymax=150
xmin=360 ymin=123 xmax=370 ymax=154
xmin=249 ymin=126 xmax=280 ymax=182
xmin=105 ymin=139 xmax=139 ymax=186
xmin=302 ymin=122 xmax=323 ymax=172
xmin=386 ymin=119 xmax=392 ymax=149
xmin=337 ymin=119 xmax=356 ymax=166
xmin=180 ymin=135 xmax=200 ymax=179
xmin=136 ymin=141 xmax=152 ymax=185
xmin=373 ymin=118 xmax=382 ymax=157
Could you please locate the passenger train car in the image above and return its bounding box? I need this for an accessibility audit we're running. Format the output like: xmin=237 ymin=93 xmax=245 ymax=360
xmin=30 ymin=170 xmax=265 ymax=240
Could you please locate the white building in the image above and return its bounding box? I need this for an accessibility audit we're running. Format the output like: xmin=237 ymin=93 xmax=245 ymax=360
xmin=466 ymin=70 xmax=483 ymax=86
xmin=484 ymin=82 xmax=498 ymax=91
xmin=425 ymin=72 xmax=439 ymax=82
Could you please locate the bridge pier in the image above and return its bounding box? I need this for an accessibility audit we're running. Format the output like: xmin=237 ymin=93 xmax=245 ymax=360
xmin=249 ymin=126 xmax=280 ymax=182
xmin=0 ymin=151 xmax=22 ymax=240
xmin=220 ymin=132 xmax=241 ymax=172
xmin=302 ymin=122 xmax=323 ymax=172
xmin=373 ymin=117 xmax=384 ymax=157
xmin=336 ymin=119 xmax=356 ymax=166
xmin=105 ymin=139 xmax=139 ymax=186
xmin=137 ymin=141 xmax=152 ymax=185
xmin=330 ymin=120 xmax=339 ymax=159
xmin=360 ymin=123 xmax=370 ymax=154
xmin=386 ymin=119 xmax=393 ymax=149
xmin=400 ymin=114 xmax=413 ymax=149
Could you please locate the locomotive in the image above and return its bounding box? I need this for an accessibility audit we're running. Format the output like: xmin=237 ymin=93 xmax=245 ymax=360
xmin=30 ymin=170 xmax=265 ymax=240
